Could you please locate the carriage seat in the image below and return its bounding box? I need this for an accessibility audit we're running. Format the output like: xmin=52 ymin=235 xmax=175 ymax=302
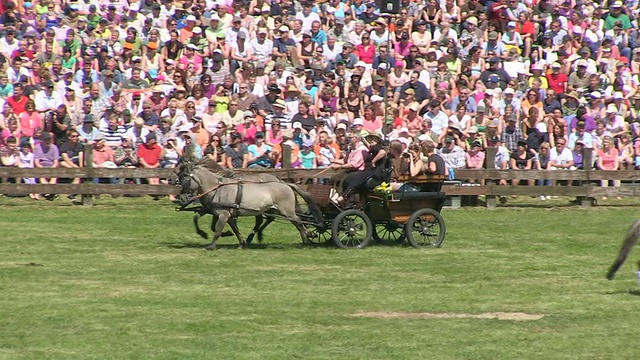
xmin=396 ymin=174 xmax=446 ymax=193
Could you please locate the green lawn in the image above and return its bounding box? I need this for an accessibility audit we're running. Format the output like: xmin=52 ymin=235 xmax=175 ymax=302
xmin=1 ymin=197 xmax=640 ymax=359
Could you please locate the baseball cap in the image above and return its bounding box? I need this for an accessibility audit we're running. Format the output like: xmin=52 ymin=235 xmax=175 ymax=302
xmin=352 ymin=118 xmax=364 ymax=126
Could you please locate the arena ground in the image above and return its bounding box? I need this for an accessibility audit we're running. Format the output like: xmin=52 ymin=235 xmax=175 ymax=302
xmin=1 ymin=197 xmax=639 ymax=359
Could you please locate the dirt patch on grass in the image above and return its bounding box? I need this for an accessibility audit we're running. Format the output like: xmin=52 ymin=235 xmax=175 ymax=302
xmin=352 ymin=311 xmax=545 ymax=321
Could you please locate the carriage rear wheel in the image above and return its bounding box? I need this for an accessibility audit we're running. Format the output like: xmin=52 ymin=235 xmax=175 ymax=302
xmin=373 ymin=221 xmax=406 ymax=245
xmin=405 ymin=209 xmax=446 ymax=248
xmin=307 ymin=221 xmax=333 ymax=245
xmin=331 ymin=209 xmax=372 ymax=249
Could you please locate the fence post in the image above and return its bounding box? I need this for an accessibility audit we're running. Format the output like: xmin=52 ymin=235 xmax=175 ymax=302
xmin=484 ymin=147 xmax=497 ymax=208
xmin=282 ymin=144 xmax=291 ymax=179
xmin=82 ymin=144 xmax=93 ymax=207
xmin=580 ymin=147 xmax=594 ymax=207
xmin=582 ymin=147 xmax=593 ymax=170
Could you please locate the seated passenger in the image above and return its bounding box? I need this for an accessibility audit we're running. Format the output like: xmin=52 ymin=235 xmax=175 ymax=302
xmin=420 ymin=140 xmax=447 ymax=192
xmin=388 ymin=140 xmax=422 ymax=192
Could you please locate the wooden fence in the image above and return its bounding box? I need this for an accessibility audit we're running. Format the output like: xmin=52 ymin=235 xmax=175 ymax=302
xmin=0 ymin=145 xmax=639 ymax=207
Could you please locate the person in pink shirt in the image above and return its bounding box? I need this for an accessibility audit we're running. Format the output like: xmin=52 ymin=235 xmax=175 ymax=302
xmin=361 ymin=106 xmax=382 ymax=134
xmin=19 ymin=100 xmax=42 ymax=138
xmin=597 ymin=136 xmax=620 ymax=195
xmin=355 ymin=34 xmax=376 ymax=65
xmin=394 ymin=32 xmax=414 ymax=60
xmin=236 ymin=111 xmax=259 ymax=145
xmin=178 ymin=44 xmax=203 ymax=73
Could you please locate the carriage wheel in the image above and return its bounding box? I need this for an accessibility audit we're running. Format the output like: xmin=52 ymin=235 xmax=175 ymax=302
xmin=373 ymin=222 xmax=406 ymax=245
xmin=405 ymin=209 xmax=446 ymax=248
xmin=331 ymin=209 xmax=372 ymax=249
xmin=307 ymin=222 xmax=332 ymax=245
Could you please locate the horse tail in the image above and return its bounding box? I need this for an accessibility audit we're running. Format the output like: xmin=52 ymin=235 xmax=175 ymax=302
xmin=288 ymin=184 xmax=324 ymax=226
xmin=607 ymin=219 xmax=640 ymax=280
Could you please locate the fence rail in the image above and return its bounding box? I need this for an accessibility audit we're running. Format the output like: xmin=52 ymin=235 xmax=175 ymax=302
xmin=1 ymin=165 xmax=639 ymax=207
xmin=0 ymin=145 xmax=638 ymax=208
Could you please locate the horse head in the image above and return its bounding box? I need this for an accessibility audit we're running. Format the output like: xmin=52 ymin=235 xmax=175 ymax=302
xmin=171 ymin=160 xmax=196 ymax=186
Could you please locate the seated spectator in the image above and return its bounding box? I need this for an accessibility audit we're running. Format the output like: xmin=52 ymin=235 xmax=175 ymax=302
xmin=33 ymin=132 xmax=59 ymax=200
xmin=1 ymin=136 xmax=19 ymax=187
xmin=137 ymin=133 xmax=162 ymax=187
xmin=437 ymin=136 xmax=466 ymax=175
xmin=59 ymin=129 xmax=84 ymax=196
xmin=225 ymin=132 xmax=249 ymax=168
xmin=203 ymin=135 xmax=227 ymax=169
xmin=92 ymin=137 xmax=119 ymax=184
xmin=77 ymin=115 xmax=101 ymax=144
xmin=510 ymin=140 xmax=534 ymax=187
xmin=17 ymin=138 xmax=39 ymax=200
xmin=597 ymin=136 xmax=620 ymax=198
xmin=247 ymin=132 xmax=274 ymax=168
xmin=298 ymin=136 xmax=317 ymax=169
xmin=114 ymin=138 xmax=139 ymax=170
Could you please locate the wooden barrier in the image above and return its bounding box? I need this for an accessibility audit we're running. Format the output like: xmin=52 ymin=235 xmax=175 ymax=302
xmin=1 ymin=159 xmax=639 ymax=207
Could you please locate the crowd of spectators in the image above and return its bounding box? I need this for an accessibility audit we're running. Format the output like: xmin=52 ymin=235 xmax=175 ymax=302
xmin=0 ymin=0 xmax=639 ymax=201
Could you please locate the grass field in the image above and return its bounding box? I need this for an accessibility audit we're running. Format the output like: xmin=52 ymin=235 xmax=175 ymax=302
xmin=1 ymin=197 xmax=640 ymax=359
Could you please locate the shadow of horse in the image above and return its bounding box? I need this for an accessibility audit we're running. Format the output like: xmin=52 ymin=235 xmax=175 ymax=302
xmin=162 ymin=241 xmax=334 ymax=250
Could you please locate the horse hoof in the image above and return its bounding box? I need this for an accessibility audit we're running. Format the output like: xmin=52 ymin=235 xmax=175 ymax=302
xmin=246 ymin=234 xmax=254 ymax=244
xmin=205 ymin=245 xmax=216 ymax=250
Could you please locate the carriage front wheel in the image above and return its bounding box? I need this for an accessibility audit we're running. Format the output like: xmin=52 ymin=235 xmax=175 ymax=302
xmin=307 ymin=221 xmax=333 ymax=245
xmin=405 ymin=209 xmax=446 ymax=248
xmin=331 ymin=209 xmax=372 ymax=249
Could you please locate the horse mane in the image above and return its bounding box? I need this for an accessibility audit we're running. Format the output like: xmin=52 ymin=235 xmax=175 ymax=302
xmin=196 ymin=157 xmax=225 ymax=173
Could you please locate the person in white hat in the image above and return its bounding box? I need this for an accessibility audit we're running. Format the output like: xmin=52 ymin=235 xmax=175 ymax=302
xmin=498 ymin=87 xmax=521 ymax=119
xmin=502 ymin=21 xmax=523 ymax=54
xmin=603 ymin=104 xmax=627 ymax=138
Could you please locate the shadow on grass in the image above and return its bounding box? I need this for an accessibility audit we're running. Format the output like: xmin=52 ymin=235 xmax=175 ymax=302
xmin=162 ymin=241 xmax=332 ymax=251
xmin=602 ymin=289 xmax=640 ymax=296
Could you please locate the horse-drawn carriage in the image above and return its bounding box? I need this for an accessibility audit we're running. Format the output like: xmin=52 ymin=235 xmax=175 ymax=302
xmin=175 ymin=161 xmax=447 ymax=250
xmin=301 ymin=174 xmax=447 ymax=249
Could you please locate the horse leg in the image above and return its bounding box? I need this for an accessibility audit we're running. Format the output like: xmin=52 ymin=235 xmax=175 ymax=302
xmin=257 ymin=215 xmax=275 ymax=243
xmin=246 ymin=215 xmax=263 ymax=245
xmin=206 ymin=211 xmax=230 ymax=250
xmin=227 ymin=218 xmax=247 ymax=249
xmin=193 ymin=212 xmax=208 ymax=239
xmin=290 ymin=217 xmax=312 ymax=245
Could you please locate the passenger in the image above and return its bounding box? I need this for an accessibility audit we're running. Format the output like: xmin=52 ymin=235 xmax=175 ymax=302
xmin=388 ymin=140 xmax=423 ymax=192
xmin=420 ymin=140 xmax=447 ymax=192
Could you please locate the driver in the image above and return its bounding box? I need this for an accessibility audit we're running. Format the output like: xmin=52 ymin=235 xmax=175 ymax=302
xmin=331 ymin=133 xmax=387 ymax=208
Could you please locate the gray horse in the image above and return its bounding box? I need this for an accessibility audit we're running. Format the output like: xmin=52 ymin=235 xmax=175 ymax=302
xmin=173 ymin=160 xmax=290 ymax=244
xmin=183 ymin=166 xmax=323 ymax=249
xmin=607 ymin=219 xmax=640 ymax=280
